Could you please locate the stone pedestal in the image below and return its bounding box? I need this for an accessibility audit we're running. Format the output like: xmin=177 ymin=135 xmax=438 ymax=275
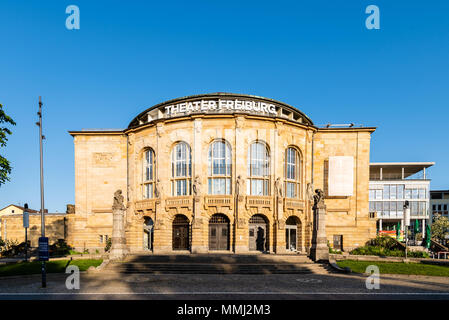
xmin=310 ymin=203 xmax=329 ymax=262
xmin=234 ymin=196 xmax=247 ymax=253
xmin=109 ymin=207 xmax=128 ymax=260
xmin=275 ymin=219 xmax=286 ymax=254
xmin=191 ymin=196 xmax=207 ymax=253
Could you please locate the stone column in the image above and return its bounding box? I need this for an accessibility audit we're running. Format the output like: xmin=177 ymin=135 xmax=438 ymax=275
xmin=109 ymin=190 xmax=128 ymax=260
xmin=310 ymin=189 xmax=329 ymax=262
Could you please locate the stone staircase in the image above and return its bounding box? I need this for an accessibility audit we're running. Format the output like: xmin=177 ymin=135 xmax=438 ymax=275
xmin=104 ymin=253 xmax=331 ymax=275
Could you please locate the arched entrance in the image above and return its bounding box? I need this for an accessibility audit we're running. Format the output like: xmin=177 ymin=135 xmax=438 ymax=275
xmin=209 ymin=214 xmax=230 ymax=251
xmin=285 ymin=216 xmax=300 ymax=252
xmin=172 ymin=214 xmax=190 ymax=250
xmin=143 ymin=217 xmax=153 ymax=251
xmin=249 ymin=214 xmax=269 ymax=252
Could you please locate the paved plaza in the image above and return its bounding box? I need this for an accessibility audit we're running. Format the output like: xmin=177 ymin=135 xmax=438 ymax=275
xmin=0 ymin=271 xmax=448 ymax=300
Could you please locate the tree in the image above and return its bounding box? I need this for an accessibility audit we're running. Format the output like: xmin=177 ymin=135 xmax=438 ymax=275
xmin=0 ymin=103 xmax=16 ymax=186
xmin=431 ymin=215 xmax=449 ymax=243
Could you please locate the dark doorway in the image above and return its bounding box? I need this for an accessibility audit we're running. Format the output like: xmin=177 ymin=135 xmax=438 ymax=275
xmin=285 ymin=216 xmax=300 ymax=252
xmin=143 ymin=217 xmax=153 ymax=251
xmin=172 ymin=215 xmax=190 ymax=250
xmin=333 ymin=234 xmax=343 ymax=251
xmin=209 ymin=214 xmax=230 ymax=251
xmin=249 ymin=214 xmax=268 ymax=252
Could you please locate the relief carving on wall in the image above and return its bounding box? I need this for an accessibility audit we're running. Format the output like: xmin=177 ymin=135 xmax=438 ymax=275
xmin=93 ymin=152 xmax=114 ymax=167
xmin=156 ymin=123 xmax=165 ymax=137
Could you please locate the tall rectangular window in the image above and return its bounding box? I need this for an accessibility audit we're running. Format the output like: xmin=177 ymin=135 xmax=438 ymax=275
xmin=208 ymin=140 xmax=232 ymax=195
xmin=383 ymin=185 xmax=390 ymax=199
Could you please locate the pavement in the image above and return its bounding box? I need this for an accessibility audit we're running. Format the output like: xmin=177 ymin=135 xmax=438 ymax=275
xmin=0 ymin=271 xmax=449 ymax=300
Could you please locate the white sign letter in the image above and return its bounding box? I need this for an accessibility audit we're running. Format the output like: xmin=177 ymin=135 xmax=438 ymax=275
xmin=65 ymin=265 xmax=80 ymax=290
xmin=365 ymin=5 xmax=380 ymax=30
xmin=365 ymin=265 xmax=380 ymax=289
xmin=66 ymin=5 xmax=80 ymax=30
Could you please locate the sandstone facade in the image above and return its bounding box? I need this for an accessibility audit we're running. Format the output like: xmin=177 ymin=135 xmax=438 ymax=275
xmin=67 ymin=93 xmax=377 ymax=254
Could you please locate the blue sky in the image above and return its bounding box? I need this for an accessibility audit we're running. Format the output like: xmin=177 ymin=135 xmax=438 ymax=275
xmin=0 ymin=1 xmax=448 ymax=212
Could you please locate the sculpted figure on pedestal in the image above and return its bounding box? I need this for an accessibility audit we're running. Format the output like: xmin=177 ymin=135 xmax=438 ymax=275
xmin=275 ymin=177 xmax=284 ymax=198
xmin=313 ymin=189 xmax=325 ymax=209
xmin=193 ymin=175 xmax=201 ymax=197
xmin=112 ymin=189 xmax=125 ymax=211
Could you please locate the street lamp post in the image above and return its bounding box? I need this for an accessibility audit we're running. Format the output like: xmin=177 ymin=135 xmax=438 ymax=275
xmin=36 ymin=96 xmax=47 ymax=288
xmin=23 ymin=203 xmax=29 ymax=262
xmin=403 ymin=200 xmax=410 ymax=260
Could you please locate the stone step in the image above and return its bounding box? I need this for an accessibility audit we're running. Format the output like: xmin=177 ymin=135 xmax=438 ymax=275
xmin=122 ymin=254 xmax=313 ymax=264
xmin=104 ymin=254 xmax=330 ymax=275
xmin=108 ymin=264 xmax=321 ymax=274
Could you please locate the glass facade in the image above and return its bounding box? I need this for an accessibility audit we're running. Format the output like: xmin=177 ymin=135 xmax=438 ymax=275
xmin=369 ymin=184 xmax=429 ymax=218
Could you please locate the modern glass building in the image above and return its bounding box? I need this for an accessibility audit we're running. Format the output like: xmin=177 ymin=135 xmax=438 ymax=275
xmin=369 ymin=162 xmax=434 ymax=237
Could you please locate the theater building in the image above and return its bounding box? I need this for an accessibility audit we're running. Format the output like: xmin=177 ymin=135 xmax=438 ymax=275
xmin=67 ymin=93 xmax=377 ymax=254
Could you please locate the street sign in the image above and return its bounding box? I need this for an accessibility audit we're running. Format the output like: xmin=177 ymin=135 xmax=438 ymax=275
xmin=38 ymin=237 xmax=49 ymax=261
xmin=23 ymin=210 xmax=29 ymax=228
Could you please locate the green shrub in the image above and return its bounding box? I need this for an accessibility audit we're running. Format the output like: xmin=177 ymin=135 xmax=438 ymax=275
xmin=105 ymin=238 xmax=112 ymax=252
xmin=0 ymin=239 xmax=26 ymax=257
xmin=408 ymin=251 xmax=430 ymax=258
xmin=50 ymin=239 xmax=72 ymax=257
xmin=367 ymin=236 xmax=402 ymax=250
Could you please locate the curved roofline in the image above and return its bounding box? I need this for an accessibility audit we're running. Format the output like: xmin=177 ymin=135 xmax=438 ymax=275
xmin=127 ymin=92 xmax=314 ymax=129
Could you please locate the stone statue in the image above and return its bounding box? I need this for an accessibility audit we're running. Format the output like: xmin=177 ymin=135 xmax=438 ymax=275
xmin=112 ymin=189 xmax=125 ymax=210
xmin=154 ymin=179 xmax=161 ymax=198
xmin=306 ymin=183 xmax=314 ymax=202
xmin=193 ymin=175 xmax=201 ymax=196
xmin=274 ymin=177 xmax=284 ymax=198
xmin=236 ymin=175 xmax=244 ymax=197
xmin=66 ymin=204 xmax=75 ymax=214
xmin=313 ymin=189 xmax=325 ymax=209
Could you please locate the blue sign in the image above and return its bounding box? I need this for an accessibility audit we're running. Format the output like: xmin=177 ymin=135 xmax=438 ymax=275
xmin=38 ymin=237 xmax=49 ymax=261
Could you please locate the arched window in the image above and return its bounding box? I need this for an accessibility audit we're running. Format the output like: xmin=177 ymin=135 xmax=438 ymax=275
xmin=143 ymin=149 xmax=155 ymax=199
xmin=171 ymin=142 xmax=192 ymax=196
xmin=247 ymin=141 xmax=270 ymax=196
xmin=285 ymin=147 xmax=300 ymax=198
xmin=208 ymin=140 xmax=232 ymax=195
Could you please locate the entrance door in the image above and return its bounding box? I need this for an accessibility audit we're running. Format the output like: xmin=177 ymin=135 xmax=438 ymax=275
xmin=172 ymin=215 xmax=190 ymax=250
xmin=285 ymin=226 xmax=297 ymax=251
xmin=333 ymin=235 xmax=343 ymax=251
xmin=285 ymin=216 xmax=300 ymax=252
xmin=249 ymin=215 xmax=268 ymax=252
xmin=209 ymin=214 xmax=230 ymax=251
xmin=143 ymin=217 xmax=153 ymax=251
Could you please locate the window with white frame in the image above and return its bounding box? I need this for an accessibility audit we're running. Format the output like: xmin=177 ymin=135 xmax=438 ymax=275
xmin=143 ymin=148 xmax=156 ymax=199
xmin=208 ymin=140 xmax=232 ymax=195
xmin=285 ymin=147 xmax=300 ymax=198
xmin=247 ymin=141 xmax=270 ymax=196
xmin=171 ymin=142 xmax=192 ymax=196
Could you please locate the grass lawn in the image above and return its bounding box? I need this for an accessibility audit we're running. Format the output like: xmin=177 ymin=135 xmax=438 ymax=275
xmin=337 ymin=260 xmax=449 ymax=277
xmin=0 ymin=259 xmax=103 ymax=277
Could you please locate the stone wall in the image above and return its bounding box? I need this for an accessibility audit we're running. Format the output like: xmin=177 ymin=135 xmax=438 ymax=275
xmin=0 ymin=214 xmax=66 ymax=247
